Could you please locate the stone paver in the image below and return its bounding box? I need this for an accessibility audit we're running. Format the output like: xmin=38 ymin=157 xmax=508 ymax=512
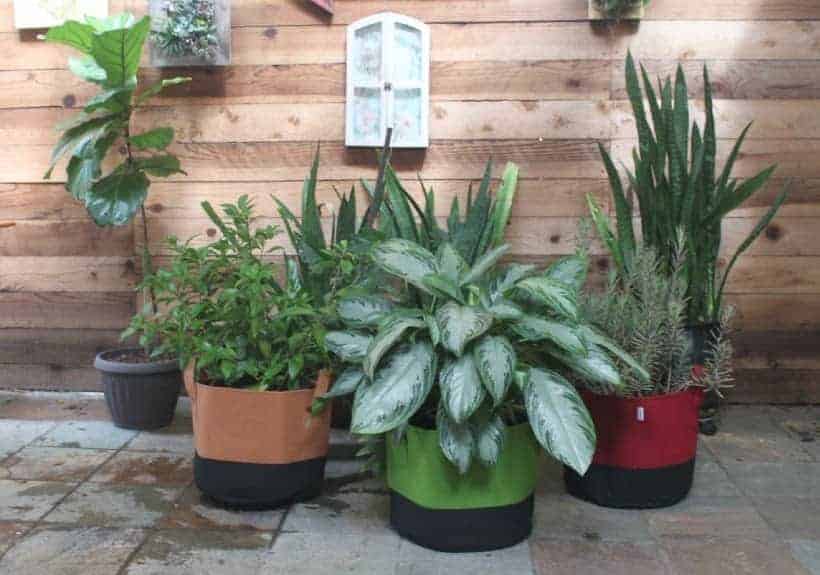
xmin=0 ymin=399 xmax=817 ymax=574
xmin=43 ymin=483 xmax=180 ymax=528
xmin=0 ymin=421 xmax=55 ymax=459
xmin=791 ymin=540 xmax=820 ymax=575
xmin=125 ymin=529 xmax=269 ymax=575
xmin=89 ymin=451 xmax=192 ymax=486
xmin=161 ymin=485 xmax=284 ymax=531
xmin=0 ymin=480 xmax=73 ymax=522
xmin=0 ymin=526 xmax=144 ymax=575
xmin=2 ymin=447 xmax=113 ymax=483
xmin=34 ymin=421 xmax=137 ymax=450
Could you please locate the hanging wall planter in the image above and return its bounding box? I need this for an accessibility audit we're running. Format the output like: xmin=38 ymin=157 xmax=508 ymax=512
xmin=150 ymin=0 xmax=231 ymax=67
xmin=185 ymin=366 xmax=332 ymax=509
xmin=565 ymin=388 xmax=703 ymax=509
xmin=387 ymin=423 xmax=539 ymax=553
xmin=588 ymin=0 xmax=645 ymax=20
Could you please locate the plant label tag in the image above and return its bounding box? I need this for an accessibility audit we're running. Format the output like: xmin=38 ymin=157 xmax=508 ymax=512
xmin=636 ymin=406 xmax=645 ymax=422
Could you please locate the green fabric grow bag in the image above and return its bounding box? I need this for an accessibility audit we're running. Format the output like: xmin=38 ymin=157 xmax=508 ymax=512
xmin=386 ymin=422 xmax=539 ymax=552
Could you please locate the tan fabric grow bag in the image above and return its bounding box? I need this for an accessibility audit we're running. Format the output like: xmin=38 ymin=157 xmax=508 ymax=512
xmin=184 ymin=365 xmax=332 ymax=465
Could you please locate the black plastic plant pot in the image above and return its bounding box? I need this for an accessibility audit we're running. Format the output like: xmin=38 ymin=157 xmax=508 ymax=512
xmin=564 ymin=389 xmax=703 ymax=509
xmin=95 ymin=348 xmax=182 ymax=431
xmin=184 ymin=366 xmax=332 ymax=510
xmin=386 ymin=423 xmax=539 ymax=553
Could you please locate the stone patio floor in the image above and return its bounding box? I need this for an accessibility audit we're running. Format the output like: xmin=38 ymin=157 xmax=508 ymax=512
xmin=0 ymin=392 xmax=816 ymax=574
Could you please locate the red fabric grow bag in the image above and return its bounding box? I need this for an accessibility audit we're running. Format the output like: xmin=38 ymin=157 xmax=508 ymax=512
xmin=564 ymin=388 xmax=703 ymax=509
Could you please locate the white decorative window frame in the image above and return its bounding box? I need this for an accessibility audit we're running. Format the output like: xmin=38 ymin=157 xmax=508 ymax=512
xmin=346 ymin=12 xmax=430 ymax=149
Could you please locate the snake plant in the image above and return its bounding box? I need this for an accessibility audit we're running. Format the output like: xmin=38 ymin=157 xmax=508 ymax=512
xmin=323 ymin=238 xmax=646 ymax=475
xmin=592 ymin=52 xmax=788 ymax=324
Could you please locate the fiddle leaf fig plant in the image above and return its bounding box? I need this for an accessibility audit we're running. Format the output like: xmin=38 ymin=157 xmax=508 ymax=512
xmin=44 ymin=13 xmax=190 ymax=227
xmin=325 ymin=238 xmax=644 ymax=476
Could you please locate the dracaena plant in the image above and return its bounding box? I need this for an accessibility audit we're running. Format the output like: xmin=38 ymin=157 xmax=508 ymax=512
xmin=44 ymin=13 xmax=190 ymax=319
xmin=323 ymin=238 xmax=637 ymax=476
xmin=591 ymin=52 xmax=788 ymax=324
xmin=125 ymin=196 xmax=329 ymax=390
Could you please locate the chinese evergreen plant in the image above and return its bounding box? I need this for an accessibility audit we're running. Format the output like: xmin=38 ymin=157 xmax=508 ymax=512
xmin=126 ymin=196 xmax=329 ymax=390
xmin=591 ymin=52 xmax=787 ymax=325
xmin=324 ymin=238 xmax=644 ymax=475
xmin=153 ymin=0 xmax=219 ymax=60
xmin=44 ymin=13 xmax=190 ymax=320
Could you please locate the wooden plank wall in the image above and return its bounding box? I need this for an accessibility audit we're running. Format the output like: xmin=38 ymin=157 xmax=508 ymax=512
xmin=0 ymin=0 xmax=818 ymax=402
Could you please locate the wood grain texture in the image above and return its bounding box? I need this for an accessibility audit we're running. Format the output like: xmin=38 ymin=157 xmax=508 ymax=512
xmin=0 ymin=0 xmax=817 ymax=400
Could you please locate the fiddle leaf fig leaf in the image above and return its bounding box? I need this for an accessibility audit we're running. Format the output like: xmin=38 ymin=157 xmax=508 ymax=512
xmin=473 ymin=335 xmax=516 ymax=406
xmin=523 ymin=368 xmax=596 ymax=476
xmin=130 ymin=127 xmax=175 ymax=151
xmin=44 ymin=20 xmax=96 ymax=53
xmin=440 ymin=354 xmax=485 ymax=424
xmin=436 ymin=302 xmax=493 ymax=356
xmin=91 ymin=15 xmax=150 ymax=88
xmin=351 ymin=342 xmax=436 ymax=434
xmin=134 ymin=155 xmax=185 ymax=177
xmin=84 ymin=168 xmax=149 ymax=226
xmin=68 ymin=55 xmax=107 ymax=84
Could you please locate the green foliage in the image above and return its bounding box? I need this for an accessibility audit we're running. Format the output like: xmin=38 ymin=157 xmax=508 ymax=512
xmin=44 ymin=13 xmax=190 ymax=227
xmin=153 ymin=0 xmax=219 ymax=60
xmin=593 ymin=0 xmax=648 ymax=19
xmin=123 ymin=196 xmax=329 ymax=391
xmin=595 ymin=52 xmax=788 ymax=323
xmin=579 ymin=246 xmax=732 ymax=397
xmin=324 ymin=238 xmax=638 ymax=476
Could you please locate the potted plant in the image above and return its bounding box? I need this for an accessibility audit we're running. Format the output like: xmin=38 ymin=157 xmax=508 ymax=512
xmin=589 ymin=0 xmax=647 ymax=20
xmin=150 ymin=0 xmax=231 ymax=66
xmin=44 ymin=13 xmax=190 ymax=430
xmin=592 ymin=52 xmax=788 ymax=432
xmin=564 ymin=245 xmax=732 ymax=508
xmin=324 ymin=165 xmax=640 ymax=551
xmin=135 ymin=196 xmax=333 ymax=509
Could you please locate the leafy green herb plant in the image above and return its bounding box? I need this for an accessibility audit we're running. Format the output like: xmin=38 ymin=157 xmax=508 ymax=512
xmin=43 ymin=13 xmax=190 ymax=322
xmin=592 ymin=52 xmax=788 ymax=324
xmin=324 ymin=238 xmax=645 ymax=476
xmin=124 ymin=196 xmax=329 ymax=391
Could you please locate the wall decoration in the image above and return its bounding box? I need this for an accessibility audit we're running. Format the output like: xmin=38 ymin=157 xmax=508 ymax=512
xmin=150 ymin=0 xmax=231 ymax=67
xmin=14 ymin=0 xmax=108 ymax=30
xmin=346 ymin=12 xmax=430 ymax=148
xmin=308 ymin=0 xmax=334 ymax=14
xmin=589 ymin=0 xmax=646 ymax=20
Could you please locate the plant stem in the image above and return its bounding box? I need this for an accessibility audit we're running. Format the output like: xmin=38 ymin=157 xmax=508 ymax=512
xmin=361 ymin=128 xmax=393 ymax=230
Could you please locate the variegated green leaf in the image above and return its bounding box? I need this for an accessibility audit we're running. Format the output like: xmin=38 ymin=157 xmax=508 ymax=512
xmin=489 ymin=263 xmax=537 ymax=301
xmin=544 ymin=255 xmax=589 ymax=293
xmin=577 ymin=325 xmax=649 ymax=384
xmin=436 ymin=302 xmax=494 ymax=356
xmin=558 ymin=346 xmax=622 ymax=389
xmin=437 ymin=242 xmax=468 ymax=283
xmin=484 ymin=298 xmax=524 ymax=321
xmin=321 ymin=367 xmax=365 ymax=399
xmin=337 ymin=295 xmax=394 ymax=329
xmin=351 ymin=342 xmax=436 ymax=434
xmin=515 ymin=277 xmax=578 ymax=320
xmin=437 ymin=407 xmax=474 ymax=474
xmin=473 ymin=335 xmax=516 ymax=406
xmin=512 ymin=316 xmax=587 ymax=356
xmin=325 ymin=331 xmax=372 ymax=363
xmin=363 ymin=315 xmax=425 ymax=378
xmin=440 ymin=354 xmax=485 ymax=423
xmin=474 ymin=413 xmax=506 ymax=467
xmin=461 ymin=244 xmax=510 ymax=286
xmin=424 ymin=313 xmax=440 ymax=346
xmin=523 ymin=368 xmax=596 ymax=476
xmin=372 ymin=238 xmax=437 ymax=293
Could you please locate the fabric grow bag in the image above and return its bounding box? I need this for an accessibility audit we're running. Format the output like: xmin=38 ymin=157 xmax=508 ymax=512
xmin=386 ymin=423 xmax=538 ymax=553
xmin=564 ymin=388 xmax=703 ymax=509
xmin=184 ymin=365 xmax=331 ymax=510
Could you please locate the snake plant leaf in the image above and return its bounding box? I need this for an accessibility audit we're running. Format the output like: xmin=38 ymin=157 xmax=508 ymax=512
xmin=385 ymin=167 xmax=420 ymax=242
xmin=372 ymin=239 xmax=438 ymax=293
xmin=336 ymin=186 xmax=358 ymax=243
xmin=300 ymin=148 xmax=326 ymax=255
xmin=523 ymin=368 xmax=596 ymax=476
xmin=91 ymin=16 xmax=150 ymax=88
xmin=577 ymin=325 xmax=649 ymax=384
xmin=586 ymin=193 xmax=625 ymax=277
xmin=363 ymin=315 xmax=425 ymax=379
xmin=437 ymin=407 xmax=474 ymax=474
xmin=706 ymin=164 xmax=777 ymax=226
xmin=321 ymin=367 xmax=366 ymax=400
xmin=544 ymin=255 xmax=590 ymax=294
xmin=454 ymin=160 xmax=493 ymax=264
xmin=487 ymin=162 xmax=519 ymax=248
xmin=325 ymin=331 xmax=373 ymax=363
xmin=460 ymin=244 xmax=510 ymax=286
xmin=84 ymin=168 xmax=150 ymax=226
xmin=436 ymin=302 xmax=494 ymax=356
xmin=473 ymin=335 xmax=516 ymax=406
xmin=440 ymin=354 xmax=486 ymax=423
xmin=515 ymin=277 xmax=578 ymax=320
xmin=337 ymin=295 xmax=394 ymax=329
xmin=474 ymin=412 xmax=506 ymax=467
xmin=512 ymin=317 xmax=587 ymax=356
xmin=351 ymin=342 xmax=436 ymax=434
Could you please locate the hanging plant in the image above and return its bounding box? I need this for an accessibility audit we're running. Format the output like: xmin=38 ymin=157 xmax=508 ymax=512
xmin=589 ymin=0 xmax=648 ymax=20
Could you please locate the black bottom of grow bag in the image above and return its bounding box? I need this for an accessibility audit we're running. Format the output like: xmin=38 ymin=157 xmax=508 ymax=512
xmin=564 ymin=458 xmax=695 ymax=509
xmin=389 ymin=491 xmax=533 ymax=553
xmin=194 ymin=453 xmax=326 ymax=510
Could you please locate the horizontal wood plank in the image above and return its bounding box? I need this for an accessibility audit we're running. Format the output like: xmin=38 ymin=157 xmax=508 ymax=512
xmin=0 ymin=329 xmax=124 ymax=367
xmin=0 ymin=364 xmax=99 ymax=391
xmin=0 ymin=220 xmax=133 ymax=256
xmin=0 ymin=292 xmax=133 ymax=329
xmin=0 ymin=257 xmax=137 ymax=292
xmin=727 ymin=370 xmax=820 ymax=404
